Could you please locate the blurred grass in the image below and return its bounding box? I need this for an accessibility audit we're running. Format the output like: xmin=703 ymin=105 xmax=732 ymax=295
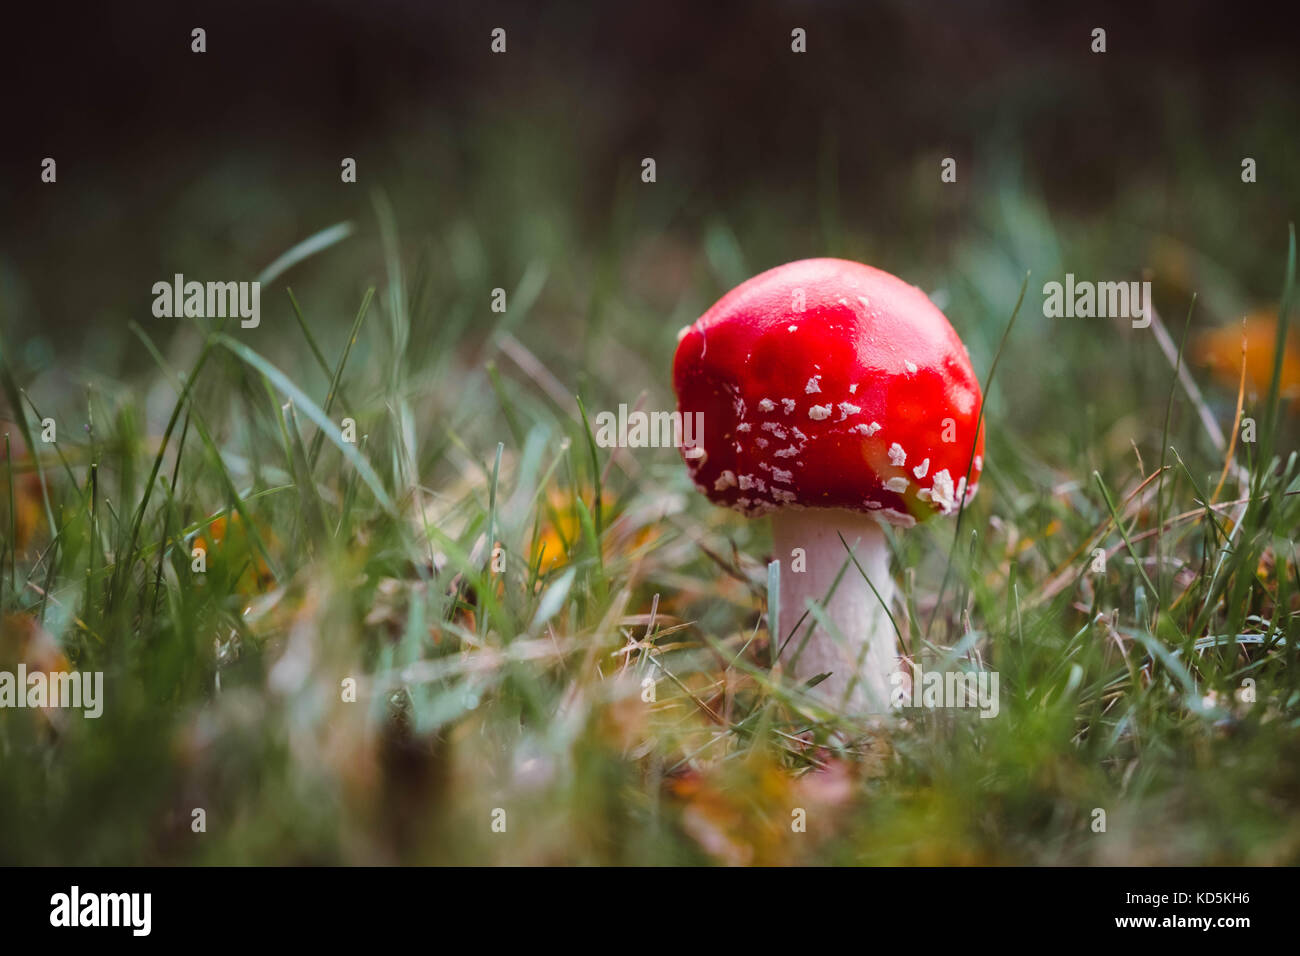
xmin=1 ymin=113 xmax=1300 ymax=864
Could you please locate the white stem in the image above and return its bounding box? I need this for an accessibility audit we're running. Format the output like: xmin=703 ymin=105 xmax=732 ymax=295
xmin=770 ymin=508 xmax=898 ymax=714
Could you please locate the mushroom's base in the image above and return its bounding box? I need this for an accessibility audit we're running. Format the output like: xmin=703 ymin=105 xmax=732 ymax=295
xmin=770 ymin=508 xmax=899 ymax=714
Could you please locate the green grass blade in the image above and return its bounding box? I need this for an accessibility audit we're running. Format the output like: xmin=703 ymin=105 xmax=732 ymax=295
xmin=214 ymin=334 xmax=396 ymax=515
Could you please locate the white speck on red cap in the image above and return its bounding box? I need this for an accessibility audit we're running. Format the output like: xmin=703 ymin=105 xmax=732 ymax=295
xmin=877 ymin=508 xmax=917 ymax=528
xmin=930 ymin=469 xmax=956 ymax=512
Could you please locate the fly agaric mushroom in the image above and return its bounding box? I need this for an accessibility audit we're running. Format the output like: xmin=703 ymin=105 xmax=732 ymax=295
xmin=672 ymin=258 xmax=984 ymax=713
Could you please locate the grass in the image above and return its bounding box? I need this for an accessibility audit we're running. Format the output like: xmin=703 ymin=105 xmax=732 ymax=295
xmin=2 ymin=168 xmax=1300 ymax=865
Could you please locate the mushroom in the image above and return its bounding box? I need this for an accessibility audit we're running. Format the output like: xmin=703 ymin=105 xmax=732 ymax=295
xmin=672 ymin=258 xmax=984 ymax=713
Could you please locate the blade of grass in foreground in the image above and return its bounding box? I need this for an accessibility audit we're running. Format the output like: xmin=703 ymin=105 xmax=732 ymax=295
xmin=285 ymin=288 xmax=359 ymax=423
xmin=257 ymin=221 xmax=355 ymax=286
xmin=111 ymin=329 xmax=218 ymax=608
xmin=214 ymin=334 xmax=396 ymax=515
xmin=1155 ymin=296 xmax=1197 ymax=607
xmin=926 ymin=272 xmax=1026 ymax=639
xmin=308 ymin=287 xmax=375 ymax=469
xmin=766 ymin=559 xmax=780 ymax=668
xmin=575 ymin=395 xmax=603 ymax=538
xmin=481 ymin=441 xmax=503 ymax=638
xmin=0 ymin=329 xmax=59 ymax=543
xmin=286 ymin=402 xmax=330 ymax=547
xmin=530 ymin=566 xmax=576 ymax=634
xmin=1260 ymin=224 xmax=1297 ymax=469
xmin=131 ymin=324 xmax=283 ymax=585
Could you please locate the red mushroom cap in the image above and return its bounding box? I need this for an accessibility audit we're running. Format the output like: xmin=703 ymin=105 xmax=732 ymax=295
xmin=672 ymin=258 xmax=984 ymax=527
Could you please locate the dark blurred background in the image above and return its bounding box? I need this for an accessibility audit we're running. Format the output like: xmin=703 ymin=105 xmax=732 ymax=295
xmin=2 ymin=0 xmax=1298 ymax=362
